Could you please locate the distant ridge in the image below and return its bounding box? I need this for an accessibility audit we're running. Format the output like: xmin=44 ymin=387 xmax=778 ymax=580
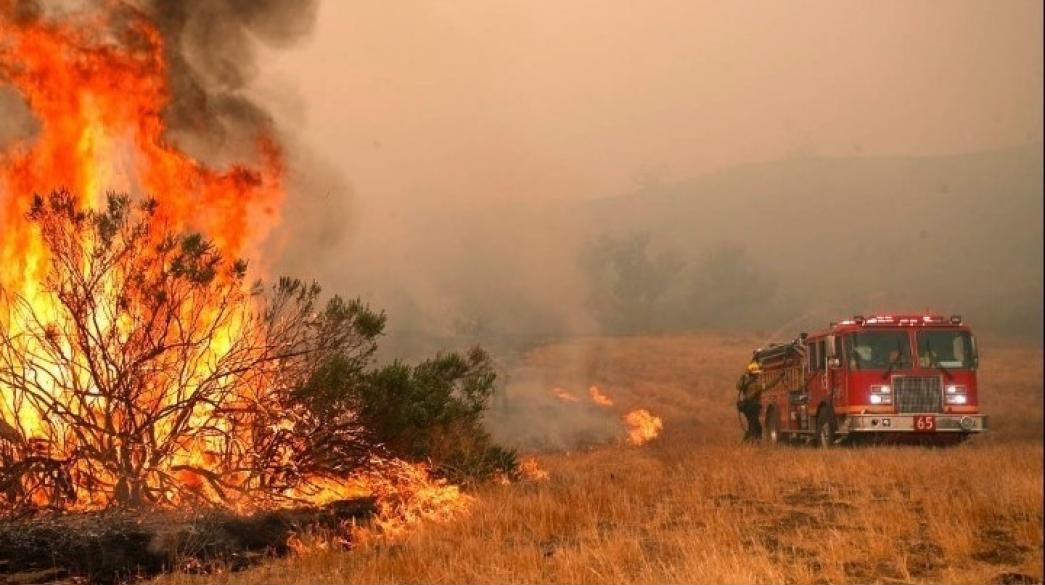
xmin=585 ymin=143 xmax=1043 ymax=338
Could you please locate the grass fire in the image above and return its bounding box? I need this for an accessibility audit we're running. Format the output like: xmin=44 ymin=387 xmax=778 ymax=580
xmin=1 ymin=1 xmax=1041 ymax=584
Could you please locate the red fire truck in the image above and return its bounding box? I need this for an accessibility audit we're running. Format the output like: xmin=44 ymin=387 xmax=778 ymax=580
xmin=751 ymin=314 xmax=987 ymax=446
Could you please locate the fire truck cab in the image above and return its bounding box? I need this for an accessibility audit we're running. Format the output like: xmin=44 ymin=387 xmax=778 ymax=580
xmin=754 ymin=314 xmax=987 ymax=446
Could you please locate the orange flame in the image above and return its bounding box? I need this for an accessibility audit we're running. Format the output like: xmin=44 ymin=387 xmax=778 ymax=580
xmin=589 ymin=385 xmax=614 ymax=407
xmin=0 ymin=7 xmax=472 ymax=526
xmin=551 ymin=387 xmax=580 ymax=402
xmin=553 ymin=384 xmax=663 ymax=447
xmin=623 ymin=409 xmax=663 ymax=446
xmin=0 ymin=11 xmax=283 ymax=287
xmin=289 ymin=458 xmax=471 ymax=545
xmin=518 ymin=456 xmax=550 ymax=481
xmin=0 ymin=6 xmax=283 ymax=511
xmin=352 ymin=458 xmax=472 ymax=541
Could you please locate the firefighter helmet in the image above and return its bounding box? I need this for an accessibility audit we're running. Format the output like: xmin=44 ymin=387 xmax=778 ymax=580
xmin=746 ymin=361 xmax=761 ymax=374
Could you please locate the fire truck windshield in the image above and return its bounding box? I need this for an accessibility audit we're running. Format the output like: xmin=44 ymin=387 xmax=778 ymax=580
xmin=916 ymin=330 xmax=978 ymax=369
xmin=845 ymin=331 xmax=912 ymax=370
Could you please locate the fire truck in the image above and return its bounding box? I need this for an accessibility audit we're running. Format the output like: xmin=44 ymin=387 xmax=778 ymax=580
xmin=750 ymin=314 xmax=987 ymax=446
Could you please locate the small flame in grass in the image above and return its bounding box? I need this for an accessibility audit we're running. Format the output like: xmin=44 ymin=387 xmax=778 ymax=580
xmin=518 ymin=456 xmax=550 ymax=481
xmin=552 ymin=387 xmax=580 ymax=402
xmin=589 ymin=385 xmax=614 ymax=407
xmin=551 ymin=385 xmax=665 ymax=447
xmin=281 ymin=457 xmax=471 ymax=543
xmin=356 ymin=458 xmax=472 ymax=541
xmin=624 ymin=409 xmax=663 ymax=446
xmin=286 ymin=532 xmax=345 ymax=557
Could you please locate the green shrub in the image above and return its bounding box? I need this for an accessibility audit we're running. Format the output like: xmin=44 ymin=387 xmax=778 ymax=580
xmin=293 ymin=342 xmax=517 ymax=484
xmin=359 ymin=347 xmax=516 ymax=483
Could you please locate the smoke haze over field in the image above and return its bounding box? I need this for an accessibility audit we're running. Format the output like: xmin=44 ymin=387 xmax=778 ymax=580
xmin=252 ymin=0 xmax=1042 ymax=349
xmin=2 ymin=1 xmax=1042 ymax=350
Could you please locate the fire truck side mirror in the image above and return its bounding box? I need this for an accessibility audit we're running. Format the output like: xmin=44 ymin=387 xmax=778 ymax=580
xmin=825 ymin=335 xmax=838 ymax=357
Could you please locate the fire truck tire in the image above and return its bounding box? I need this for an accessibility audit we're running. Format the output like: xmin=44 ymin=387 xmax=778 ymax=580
xmin=763 ymin=406 xmax=781 ymax=445
xmin=815 ymin=407 xmax=837 ymax=449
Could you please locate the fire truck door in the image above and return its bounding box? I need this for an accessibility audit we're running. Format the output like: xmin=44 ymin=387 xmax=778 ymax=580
xmin=792 ymin=341 xmax=818 ymax=430
xmin=825 ymin=335 xmax=843 ymax=404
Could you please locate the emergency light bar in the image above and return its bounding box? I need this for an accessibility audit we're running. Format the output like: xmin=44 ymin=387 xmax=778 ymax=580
xmin=834 ymin=314 xmax=964 ymax=328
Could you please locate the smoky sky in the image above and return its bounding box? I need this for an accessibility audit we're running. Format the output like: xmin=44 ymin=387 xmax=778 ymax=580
xmin=3 ymin=0 xmax=1041 ymax=349
xmin=136 ymin=0 xmax=318 ymax=158
xmin=259 ymin=1 xmax=1043 ymax=204
xmin=243 ymin=0 xmax=1042 ymax=350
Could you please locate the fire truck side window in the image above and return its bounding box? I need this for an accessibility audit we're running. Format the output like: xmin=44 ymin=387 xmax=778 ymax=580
xmin=808 ymin=342 xmax=819 ymax=371
xmin=816 ymin=340 xmax=826 ymax=370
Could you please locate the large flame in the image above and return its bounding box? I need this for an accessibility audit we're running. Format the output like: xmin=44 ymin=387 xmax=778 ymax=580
xmin=0 ymin=5 xmax=282 ymax=509
xmin=0 ymin=9 xmax=283 ymax=292
xmin=0 ymin=6 xmax=467 ymax=522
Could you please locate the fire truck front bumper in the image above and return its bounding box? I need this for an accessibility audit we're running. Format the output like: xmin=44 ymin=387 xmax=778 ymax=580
xmin=842 ymin=414 xmax=988 ymax=433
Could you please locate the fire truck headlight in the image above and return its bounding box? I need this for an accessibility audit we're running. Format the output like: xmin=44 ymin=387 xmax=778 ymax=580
xmin=945 ymin=385 xmax=966 ymax=395
xmin=869 ymin=385 xmax=892 ymax=405
xmin=946 ymin=394 xmax=968 ymax=405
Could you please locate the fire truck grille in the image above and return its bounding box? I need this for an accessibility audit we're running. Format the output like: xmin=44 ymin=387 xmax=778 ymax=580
xmin=893 ymin=376 xmax=942 ymax=413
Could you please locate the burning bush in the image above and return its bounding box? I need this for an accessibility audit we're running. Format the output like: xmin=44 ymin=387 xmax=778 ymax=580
xmin=0 ymin=190 xmax=512 ymax=514
xmin=0 ymin=3 xmax=512 ymax=523
xmin=0 ymin=190 xmax=380 ymax=510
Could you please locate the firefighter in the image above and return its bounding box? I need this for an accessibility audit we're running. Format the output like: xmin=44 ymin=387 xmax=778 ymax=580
xmin=736 ymin=360 xmax=763 ymax=442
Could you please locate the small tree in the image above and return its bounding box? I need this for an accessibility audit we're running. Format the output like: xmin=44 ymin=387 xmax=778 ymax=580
xmin=685 ymin=242 xmax=776 ymax=329
xmin=0 ymin=190 xmax=384 ymax=510
xmin=581 ymin=232 xmax=684 ymax=334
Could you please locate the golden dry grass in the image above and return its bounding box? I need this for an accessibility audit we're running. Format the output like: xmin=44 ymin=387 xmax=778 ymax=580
xmin=157 ymin=334 xmax=1043 ymax=585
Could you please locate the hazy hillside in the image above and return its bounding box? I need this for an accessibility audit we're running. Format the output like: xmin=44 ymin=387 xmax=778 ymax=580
xmin=586 ymin=143 xmax=1043 ymax=339
xmin=370 ymin=144 xmax=1042 ymax=361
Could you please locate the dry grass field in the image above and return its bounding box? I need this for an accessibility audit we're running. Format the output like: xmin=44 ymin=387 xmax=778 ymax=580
xmin=158 ymin=334 xmax=1043 ymax=585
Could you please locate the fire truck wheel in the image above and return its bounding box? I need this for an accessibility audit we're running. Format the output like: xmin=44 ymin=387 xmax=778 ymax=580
xmin=815 ymin=407 xmax=837 ymax=449
xmin=763 ymin=407 xmax=781 ymax=445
